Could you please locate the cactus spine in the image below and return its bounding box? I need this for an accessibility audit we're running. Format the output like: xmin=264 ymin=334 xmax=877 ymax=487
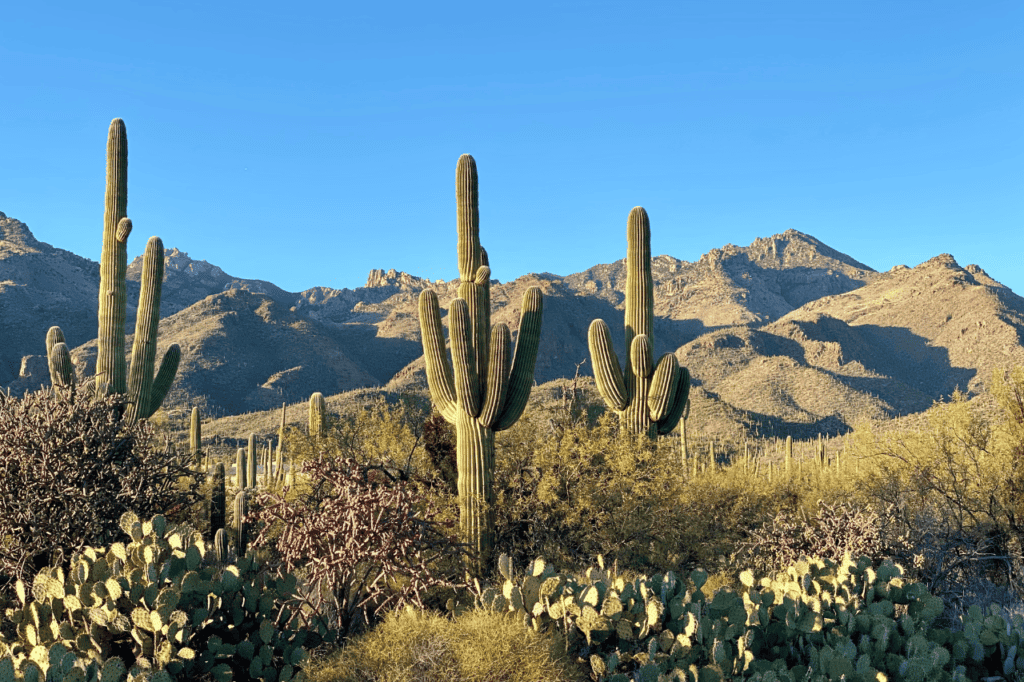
xmin=588 ymin=207 xmax=690 ymax=437
xmin=309 ymin=392 xmax=325 ymax=438
xmin=94 ymin=118 xmax=180 ymax=420
xmin=418 ymin=154 xmax=543 ymax=573
xmin=210 ymin=462 xmax=225 ymax=538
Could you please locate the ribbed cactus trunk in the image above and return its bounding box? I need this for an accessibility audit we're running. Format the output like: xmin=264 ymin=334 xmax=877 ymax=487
xmin=210 ymin=462 xmax=225 ymax=539
xmin=588 ymin=207 xmax=691 ymax=438
xmin=189 ymin=407 xmax=202 ymax=467
xmin=246 ymin=434 xmax=257 ymax=489
xmin=236 ymin=448 xmax=246 ymax=491
xmin=418 ymin=154 xmax=543 ymax=575
xmin=234 ymin=490 xmax=248 ymax=556
xmin=309 ymin=392 xmax=325 ymax=439
xmin=96 ymin=119 xmax=129 ymax=398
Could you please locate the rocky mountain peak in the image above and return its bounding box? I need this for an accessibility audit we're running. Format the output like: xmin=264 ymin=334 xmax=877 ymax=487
xmin=0 ymin=212 xmax=45 ymax=256
xmin=364 ymin=268 xmax=434 ymax=290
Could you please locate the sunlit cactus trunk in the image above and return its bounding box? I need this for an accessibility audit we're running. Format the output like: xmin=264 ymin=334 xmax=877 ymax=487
xmin=418 ymin=154 xmax=543 ymax=574
xmin=309 ymin=392 xmax=326 ymax=439
xmin=588 ymin=207 xmax=691 ymax=438
xmin=96 ymin=118 xmax=129 ymax=397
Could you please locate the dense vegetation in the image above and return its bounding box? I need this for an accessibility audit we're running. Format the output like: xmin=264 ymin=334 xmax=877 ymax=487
xmin=5 ymin=119 xmax=1024 ymax=680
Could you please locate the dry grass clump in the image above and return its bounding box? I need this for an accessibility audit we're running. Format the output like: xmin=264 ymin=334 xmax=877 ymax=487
xmin=306 ymin=607 xmax=586 ymax=682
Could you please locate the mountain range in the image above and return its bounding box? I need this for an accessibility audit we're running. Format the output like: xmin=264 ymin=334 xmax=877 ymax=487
xmin=3 ymin=209 xmax=1022 ymax=439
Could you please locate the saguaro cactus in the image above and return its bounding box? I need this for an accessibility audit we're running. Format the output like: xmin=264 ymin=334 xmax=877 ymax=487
xmin=94 ymin=118 xmax=180 ymax=421
xmin=246 ymin=434 xmax=257 ymax=489
xmin=418 ymin=154 xmax=543 ymax=572
xmin=189 ymin=407 xmax=202 ymax=467
xmin=588 ymin=207 xmax=690 ymax=437
xmin=46 ymin=326 xmax=76 ymax=389
xmin=235 ymin=448 xmax=246 ymax=491
xmin=209 ymin=462 xmax=226 ymax=539
xmin=308 ymin=392 xmax=326 ymax=438
xmin=233 ymin=490 xmax=248 ymax=556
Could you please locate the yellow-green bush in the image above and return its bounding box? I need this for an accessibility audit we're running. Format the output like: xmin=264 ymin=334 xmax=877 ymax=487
xmin=305 ymin=606 xmax=586 ymax=682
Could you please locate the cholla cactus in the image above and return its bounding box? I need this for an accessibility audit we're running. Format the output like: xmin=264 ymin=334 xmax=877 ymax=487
xmin=588 ymin=207 xmax=690 ymax=437
xmin=418 ymin=154 xmax=543 ymax=572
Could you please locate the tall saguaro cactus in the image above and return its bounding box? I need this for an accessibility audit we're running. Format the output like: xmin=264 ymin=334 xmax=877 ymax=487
xmin=94 ymin=118 xmax=180 ymax=421
xmin=588 ymin=207 xmax=690 ymax=437
xmin=418 ymin=154 xmax=544 ymax=572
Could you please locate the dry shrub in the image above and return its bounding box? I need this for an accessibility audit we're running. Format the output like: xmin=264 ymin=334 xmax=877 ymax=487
xmin=306 ymin=607 xmax=586 ymax=682
xmin=0 ymin=385 xmax=200 ymax=586
xmin=737 ymin=499 xmax=887 ymax=576
xmin=250 ymin=455 xmax=468 ymax=639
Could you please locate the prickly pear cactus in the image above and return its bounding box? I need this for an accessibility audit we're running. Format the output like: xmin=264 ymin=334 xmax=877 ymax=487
xmin=2 ymin=512 xmax=312 ymax=682
xmin=480 ymin=552 xmax=1024 ymax=682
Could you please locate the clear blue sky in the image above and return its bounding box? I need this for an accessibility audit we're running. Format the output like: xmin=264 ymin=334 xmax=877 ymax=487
xmin=2 ymin=2 xmax=1021 ymax=296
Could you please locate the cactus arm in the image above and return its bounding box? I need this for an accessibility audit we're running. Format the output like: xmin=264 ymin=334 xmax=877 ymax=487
xmin=625 ymin=334 xmax=655 ymax=435
xmin=656 ymin=367 xmax=691 ymax=435
xmin=493 ymin=286 xmax=543 ymax=431
xmin=448 ymin=299 xmax=481 ymax=418
xmin=456 ymin=154 xmax=481 ymax=281
xmin=141 ymin=344 xmax=179 ymax=419
xmin=588 ymin=319 xmax=628 ymax=412
xmin=142 ymin=344 xmax=179 ymax=418
xmin=47 ymin=342 xmax=76 ymax=389
xmin=478 ymin=323 xmax=511 ymax=429
xmin=418 ymin=289 xmax=458 ymax=423
xmin=45 ymin=326 xmax=66 ymax=358
xmin=125 ymin=236 xmax=164 ymax=423
xmin=96 ymin=120 xmax=129 ymax=397
xmin=648 ymin=353 xmax=679 ymax=423
xmin=624 ymin=207 xmax=653 ymax=343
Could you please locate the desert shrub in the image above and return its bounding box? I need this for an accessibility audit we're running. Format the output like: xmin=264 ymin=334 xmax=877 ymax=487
xmin=305 ymin=606 xmax=586 ymax=682
xmin=736 ymin=499 xmax=887 ymax=576
xmin=250 ymin=455 xmax=468 ymax=639
xmin=422 ymin=413 xmax=457 ymax=495
xmin=281 ymin=396 xmax=432 ymax=474
xmin=0 ymin=385 xmax=200 ymax=587
xmin=490 ymin=411 xmax=791 ymax=577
